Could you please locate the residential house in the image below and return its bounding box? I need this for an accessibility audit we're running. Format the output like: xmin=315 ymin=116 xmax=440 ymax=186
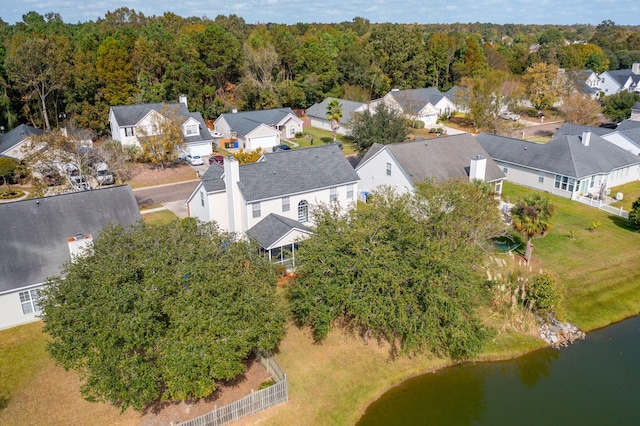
xmin=630 ymin=102 xmax=640 ymax=121
xmin=213 ymin=108 xmax=304 ymax=152
xmin=569 ymin=69 xmax=602 ymax=99
xmin=0 ymin=124 xmax=44 ymax=160
xmin=0 ymin=185 xmax=141 ymax=330
xmin=598 ymin=63 xmax=640 ymax=96
xmin=476 ymin=132 xmax=640 ymax=199
xmin=186 ymin=144 xmax=359 ymax=265
xmin=355 ymin=134 xmax=505 ymax=197
xmin=369 ymin=87 xmax=456 ymax=126
xmin=305 ymin=98 xmax=368 ymax=136
xmin=109 ymin=96 xmax=213 ymax=156
xmin=602 ymin=126 xmax=640 ymax=156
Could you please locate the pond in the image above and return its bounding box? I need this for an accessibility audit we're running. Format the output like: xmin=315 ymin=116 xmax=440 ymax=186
xmin=357 ymin=315 xmax=640 ymax=425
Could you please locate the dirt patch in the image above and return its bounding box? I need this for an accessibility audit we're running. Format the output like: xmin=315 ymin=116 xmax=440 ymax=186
xmin=139 ymin=358 xmax=273 ymax=425
xmin=125 ymin=162 xmax=198 ymax=189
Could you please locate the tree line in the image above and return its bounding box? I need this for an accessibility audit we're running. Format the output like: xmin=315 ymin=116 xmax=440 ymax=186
xmin=1 ymin=10 xmax=639 ymax=135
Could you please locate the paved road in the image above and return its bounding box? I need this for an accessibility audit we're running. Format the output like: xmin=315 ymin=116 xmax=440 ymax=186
xmin=133 ymin=180 xmax=199 ymax=207
xmin=520 ymin=120 xmax=565 ymax=139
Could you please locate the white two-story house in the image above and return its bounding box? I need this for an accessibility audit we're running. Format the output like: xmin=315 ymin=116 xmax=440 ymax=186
xmin=109 ymin=96 xmax=213 ymax=156
xmin=368 ymin=87 xmax=457 ymax=126
xmin=186 ymin=144 xmax=360 ymax=265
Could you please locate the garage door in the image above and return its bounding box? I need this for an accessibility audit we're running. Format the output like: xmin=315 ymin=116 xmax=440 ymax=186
xmin=250 ymin=136 xmax=277 ymax=151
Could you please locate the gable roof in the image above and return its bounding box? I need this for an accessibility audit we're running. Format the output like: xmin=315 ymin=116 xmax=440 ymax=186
xmin=217 ymin=108 xmax=298 ymax=137
xmin=239 ymin=144 xmax=360 ymax=202
xmin=110 ymin=102 xmax=212 ymax=143
xmin=555 ymin=123 xmax=612 ymax=137
xmin=0 ymin=124 xmax=44 ymax=155
xmin=358 ymin=134 xmax=505 ymax=183
xmin=476 ymin=132 xmax=640 ymax=179
xmin=388 ymin=88 xmax=450 ymax=114
xmin=0 ymin=186 xmax=141 ymax=294
xmin=246 ymin=213 xmax=312 ymax=249
xmin=616 ymin=119 xmax=640 ymax=131
xmin=197 ymin=144 xmax=360 ymax=202
xmin=306 ymin=98 xmax=367 ymax=125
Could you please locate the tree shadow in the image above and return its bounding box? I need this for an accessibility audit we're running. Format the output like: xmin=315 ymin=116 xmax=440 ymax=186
xmin=609 ymin=214 xmax=635 ymax=231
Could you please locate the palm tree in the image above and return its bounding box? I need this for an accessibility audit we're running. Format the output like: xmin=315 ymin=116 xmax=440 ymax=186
xmin=510 ymin=193 xmax=554 ymax=263
xmin=326 ymin=99 xmax=343 ymax=142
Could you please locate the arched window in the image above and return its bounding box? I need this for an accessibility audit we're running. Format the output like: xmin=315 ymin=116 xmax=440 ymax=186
xmin=298 ymin=200 xmax=309 ymax=223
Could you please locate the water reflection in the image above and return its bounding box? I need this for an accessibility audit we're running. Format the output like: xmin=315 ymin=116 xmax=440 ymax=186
xmin=358 ymin=315 xmax=640 ymax=425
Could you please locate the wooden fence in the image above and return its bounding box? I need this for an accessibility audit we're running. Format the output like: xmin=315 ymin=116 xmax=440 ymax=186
xmin=176 ymin=352 xmax=288 ymax=426
xmin=574 ymin=195 xmax=629 ymax=219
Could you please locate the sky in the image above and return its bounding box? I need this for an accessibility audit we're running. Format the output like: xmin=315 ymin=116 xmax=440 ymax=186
xmin=1 ymin=0 xmax=638 ymax=27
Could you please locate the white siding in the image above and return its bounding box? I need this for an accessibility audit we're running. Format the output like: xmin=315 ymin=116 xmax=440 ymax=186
xmin=356 ymin=149 xmax=414 ymax=195
xmin=0 ymin=287 xmax=42 ymax=330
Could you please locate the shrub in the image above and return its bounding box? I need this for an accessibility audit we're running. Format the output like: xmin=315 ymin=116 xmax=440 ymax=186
xmin=295 ymin=132 xmax=305 ymax=138
xmin=528 ymin=273 xmax=563 ymax=318
xmin=629 ymin=197 xmax=640 ymax=230
xmin=411 ymin=120 xmax=425 ymax=129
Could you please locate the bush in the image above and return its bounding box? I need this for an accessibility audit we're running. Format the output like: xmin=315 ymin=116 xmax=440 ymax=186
xmin=294 ymin=132 xmax=305 ymax=138
xmin=629 ymin=197 xmax=640 ymax=230
xmin=411 ymin=120 xmax=425 ymax=129
xmin=0 ymin=189 xmax=24 ymax=199
xmin=528 ymin=273 xmax=563 ymax=317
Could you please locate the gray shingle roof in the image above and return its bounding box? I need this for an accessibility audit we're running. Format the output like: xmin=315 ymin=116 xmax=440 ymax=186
xmin=389 ymin=88 xmax=448 ymax=114
xmin=0 ymin=124 xmax=44 ymax=155
xmin=555 ymin=123 xmax=612 ymax=137
xmin=201 ymin=161 xmax=226 ymax=193
xmin=218 ymin=108 xmax=296 ymax=137
xmin=359 ymin=134 xmax=505 ymax=183
xmin=617 ymin=119 xmax=640 ymax=131
xmin=110 ymin=103 xmax=212 ymax=144
xmin=476 ymin=132 xmax=640 ymax=179
xmin=246 ymin=213 xmax=311 ymax=249
xmin=238 ymin=144 xmax=360 ymax=202
xmin=306 ymin=98 xmax=366 ymax=125
xmin=0 ymin=186 xmax=141 ymax=294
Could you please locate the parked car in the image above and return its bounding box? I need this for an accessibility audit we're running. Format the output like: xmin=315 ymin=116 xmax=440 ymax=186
xmin=499 ymin=111 xmax=520 ymax=121
xmin=185 ymin=154 xmax=204 ymax=166
xmin=209 ymin=155 xmax=225 ymax=166
xmin=273 ymin=144 xmax=292 ymax=152
xmin=94 ymin=162 xmax=115 ymax=185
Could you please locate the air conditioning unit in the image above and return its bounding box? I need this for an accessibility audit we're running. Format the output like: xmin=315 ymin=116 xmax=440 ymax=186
xmin=605 ymin=189 xmax=611 ymax=196
xmin=616 ymin=192 xmax=623 ymax=201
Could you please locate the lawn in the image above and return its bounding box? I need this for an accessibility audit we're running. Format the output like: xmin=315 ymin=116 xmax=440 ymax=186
xmin=502 ymin=182 xmax=640 ymax=331
xmin=609 ymin=180 xmax=640 ymax=211
xmin=296 ymin=127 xmax=358 ymax=155
xmin=141 ymin=209 xmax=178 ymax=225
xmin=124 ymin=162 xmax=198 ymax=189
xmin=3 ymin=182 xmax=639 ymax=426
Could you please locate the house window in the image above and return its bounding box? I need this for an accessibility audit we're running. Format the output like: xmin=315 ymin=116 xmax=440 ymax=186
xmin=185 ymin=123 xmax=198 ymax=136
xmin=347 ymin=184 xmax=354 ymax=199
xmin=538 ymin=172 xmax=544 ymax=184
xmin=124 ymin=127 xmax=134 ymax=137
xmin=252 ymin=202 xmax=261 ymax=218
xmin=19 ymin=289 xmax=41 ymax=315
xmin=289 ymin=127 xmax=296 ymax=136
xmin=386 ymin=162 xmax=392 ymax=176
xmin=282 ymin=196 xmax=290 ymax=212
xmin=298 ymin=200 xmax=309 ymax=223
xmin=554 ymin=175 xmax=576 ymax=192
xmin=503 ymin=165 xmax=509 ymax=174
xmin=590 ymin=175 xmax=595 ymax=188
xmin=200 ymin=191 xmax=205 ymax=207
xmin=330 ymin=187 xmax=337 ymax=202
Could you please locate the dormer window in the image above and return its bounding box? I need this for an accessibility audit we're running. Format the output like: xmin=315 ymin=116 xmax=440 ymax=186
xmin=184 ymin=123 xmax=198 ymax=136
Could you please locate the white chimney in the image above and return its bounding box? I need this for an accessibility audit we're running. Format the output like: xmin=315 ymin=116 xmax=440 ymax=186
xmin=67 ymin=234 xmax=93 ymax=259
xmin=224 ymin=155 xmax=242 ymax=232
xmin=469 ymin=155 xmax=487 ymax=182
xmin=582 ymin=131 xmax=591 ymax=147
xmin=179 ymin=94 xmax=188 ymax=108
xmin=632 ymin=63 xmax=640 ymax=75
xmin=231 ymin=108 xmax=238 ymax=114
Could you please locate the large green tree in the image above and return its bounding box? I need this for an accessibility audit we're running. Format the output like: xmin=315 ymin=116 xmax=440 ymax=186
xmin=349 ymin=102 xmax=408 ymax=153
xmin=40 ymin=219 xmax=286 ymax=411
xmin=288 ymin=181 xmax=504 ymax=359
xmin=602 ymin=91 xmax=640 ymax=122
xmin=510 ymin=193 xmax=555 ymax=263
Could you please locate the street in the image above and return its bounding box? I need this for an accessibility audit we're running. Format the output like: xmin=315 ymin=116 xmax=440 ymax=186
xmin=133 ymin=180 xmax=199 ymax=207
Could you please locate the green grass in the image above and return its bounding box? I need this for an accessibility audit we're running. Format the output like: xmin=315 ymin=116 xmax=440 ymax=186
xmin=502 ymin=182 xmax=640 ymax=331
xmin=297 ymin=127 xmax=358 ymax=155
xmin=609 ymin=180 xmax=640 ymax=211
xmin=0 ymin=322 xmax=48 ymax=411
xmin=141 ymin=209 xmax=178 ymax=225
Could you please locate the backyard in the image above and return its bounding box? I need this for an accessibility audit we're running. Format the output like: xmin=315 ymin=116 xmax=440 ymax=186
xmin=2 ymin=182 xmax=640 ymax=425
